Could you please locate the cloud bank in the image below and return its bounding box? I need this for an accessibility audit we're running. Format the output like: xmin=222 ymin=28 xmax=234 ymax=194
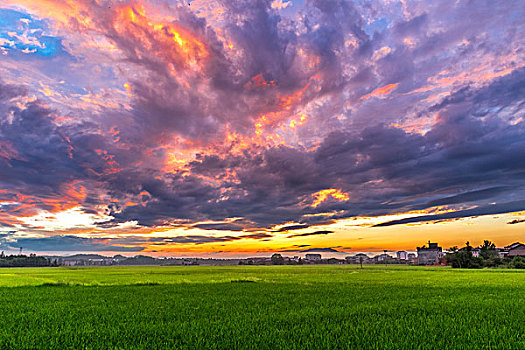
xmin=0 ymin=0 xmax=523 ymax=253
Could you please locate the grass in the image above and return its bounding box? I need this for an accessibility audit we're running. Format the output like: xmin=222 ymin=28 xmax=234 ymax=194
xmin=0 ymin=265 xmax=523 ymax=349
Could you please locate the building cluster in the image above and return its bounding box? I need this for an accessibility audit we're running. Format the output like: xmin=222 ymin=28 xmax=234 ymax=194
xmin=343 ymin=251 xmax=417 ymax=265
xmin=42 ymin=242 xmax=524 ymax=267
xmin=256 ymin=242 xmax=525 ymax=266
xmin=464 ymin=242 xmax=525 ymax=259
xmin=413 ymin=241 xmax=525 ymax=265
xmin=51 ymin=254 xmax=241 ymax=267
xmin=242 ymin=253 xmax=324 ymax=265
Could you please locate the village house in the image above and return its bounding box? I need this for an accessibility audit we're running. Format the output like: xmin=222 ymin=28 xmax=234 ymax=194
xmin=345 ymin=253 xmax=370 ymax=264
xmin=305 ymin=253 xmax=321 ymax=261
xmin=497 ymin=248 xmax=508 ymax=259
xmin=417 ymin=241 xmax=443 ymax=265
xmin=373 ymin=253 xmax=393 ymax=263
xmin=396 ymin=251 xmax=408 ymax=260
xmin=286 ymin=256 xmax=300 ymax=263
xmin=61 ymin=254 xmax=114 ymax=266
xmin=506 ymin=242 xmax=525 ymax=257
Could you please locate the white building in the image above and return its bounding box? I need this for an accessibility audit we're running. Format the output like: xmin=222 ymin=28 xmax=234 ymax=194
xmin=305 ymin=253 xmax=321 ymax=261
xmin=396 ymin=251 xmax=408 ymax=260
xmin=345 ymin=253 xmax=370 ymax=264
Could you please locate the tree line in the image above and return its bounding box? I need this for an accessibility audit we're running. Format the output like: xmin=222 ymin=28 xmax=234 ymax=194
xmin=0 ymin=253 xmax=57 ymax=267
xmin=446 ymin=241 xmax=524 ymax=269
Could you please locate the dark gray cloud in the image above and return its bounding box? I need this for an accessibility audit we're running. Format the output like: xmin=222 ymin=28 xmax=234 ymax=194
xmin=274 ymin=224 xmax=310 ymax=232
xmin=288 ymin=230 xmax=333 ymax=238
xmin=0 ymin=232 xmax=273 ymax=252
xmin=239 ymin=232 xmax=273 ymax=239
xmin=192 ymin=222 xmax=245 ymax=231
xmin=424 ymin=187 xmax=512 ymax=207
xmin=0 ymin=235 xmax=144 ymax=252
xmin=0 ymin=83 xmax=77 ymax=190
xmin=374 ymin=200 xmax=525 ymax=227
xmin=161 ymin=235 xmax=241 ymax=244
xmin=279 ymin=247 xmax=342 ymax=253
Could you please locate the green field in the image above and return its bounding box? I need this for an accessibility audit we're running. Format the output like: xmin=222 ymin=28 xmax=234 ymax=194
xmin=0 ymin=265 xmax=523 ymax=349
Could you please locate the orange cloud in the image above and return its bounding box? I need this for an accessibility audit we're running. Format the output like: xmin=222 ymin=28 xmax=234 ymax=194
xmin=311 ymin=189 xmax=350 ymax=208
xmin=390 ymin=113 xmax=438 ymax=135
xmin=94 ymin=149 xmax=121 ymax=175
xmin=9 ymin=1 xmax=209 ymax=74
xmin=113 ymin=3 xmax=209 ymax=71
xmin=407 ymin=64 xmax=522 ymax=97
xmin=0 ymin=181 xmax=88 ymax=224
xmin=361 ymin=83 xmax=399 ymax=100
xmin=245 ymin=74 xmax=276 ymax=90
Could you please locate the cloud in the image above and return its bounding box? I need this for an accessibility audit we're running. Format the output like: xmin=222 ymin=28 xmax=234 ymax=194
xmin=161 ymin=235 xmax=241 ymax=244
xmin=280 ymin=247 xmax=342 ymax=253
xmin=0 ymin=234 xmax=144 ymax=252
xmin=374 ymin=200 xmax=525 ymax=227
xmin=0 ymin=8 xmax=68 ymax=59
xmin=0 ymin=0 xmax=523 ymax=253
xmin=0 ymin=232 xmax=270 ymax=252
xmin=239 ymin=232 xmax=273 ymax=239
xmin=274 ymin=224 xmax=310 ymax=232
xmin=192 ymin=222 xmax=245 ymax=231
xmin=424 ymin=187 xmax=512 ymax=207
xmin=288 ymin=230 xmax=333 ymax=237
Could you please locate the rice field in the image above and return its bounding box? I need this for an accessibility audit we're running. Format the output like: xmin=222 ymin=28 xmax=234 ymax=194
xmin=0 ymin=265 xmax=523 ymax=349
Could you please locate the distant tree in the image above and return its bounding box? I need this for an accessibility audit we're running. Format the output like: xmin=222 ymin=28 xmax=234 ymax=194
xmin=482 ymin=257 xmax=502 ymax=267
xmin=479 ymin=240 xmax=498 ymax=259
xmin=509 ymin=256 xmax=525 ymax=269
xmin=446 ymin=242 xmax=483 ymax=268
xmin=478 ymin=240 xmax=502 ymax=267
xmin=0 ymin=254 xmax=52 ymax=267
xmin=327 ymin=258 xmax=338 ymax=264
xmin=446 ymin=246 xmax=470 ymax=268
xmin=271 ymin=253 xmax=284 ymax=265
xmin=479 ymin=240 xmax=495 ymax=250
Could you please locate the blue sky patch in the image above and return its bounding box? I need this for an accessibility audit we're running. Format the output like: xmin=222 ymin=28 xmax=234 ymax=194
xmin=0 ymin=8 xmax=65 ymax=58
xmin=364 ymin=17 xmax=389 ymax=36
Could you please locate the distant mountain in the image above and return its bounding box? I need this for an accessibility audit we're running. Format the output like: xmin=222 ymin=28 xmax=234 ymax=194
xmin=62 ymin=254 xmax=109 ymax=260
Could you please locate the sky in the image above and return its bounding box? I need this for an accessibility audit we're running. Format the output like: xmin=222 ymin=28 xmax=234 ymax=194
xmin=0 ymin=0 xmax=523 ymax=257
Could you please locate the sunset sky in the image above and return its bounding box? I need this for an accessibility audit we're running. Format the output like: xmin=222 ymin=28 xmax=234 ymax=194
xmin=0 ymin=0 xmax=523 ymax=257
